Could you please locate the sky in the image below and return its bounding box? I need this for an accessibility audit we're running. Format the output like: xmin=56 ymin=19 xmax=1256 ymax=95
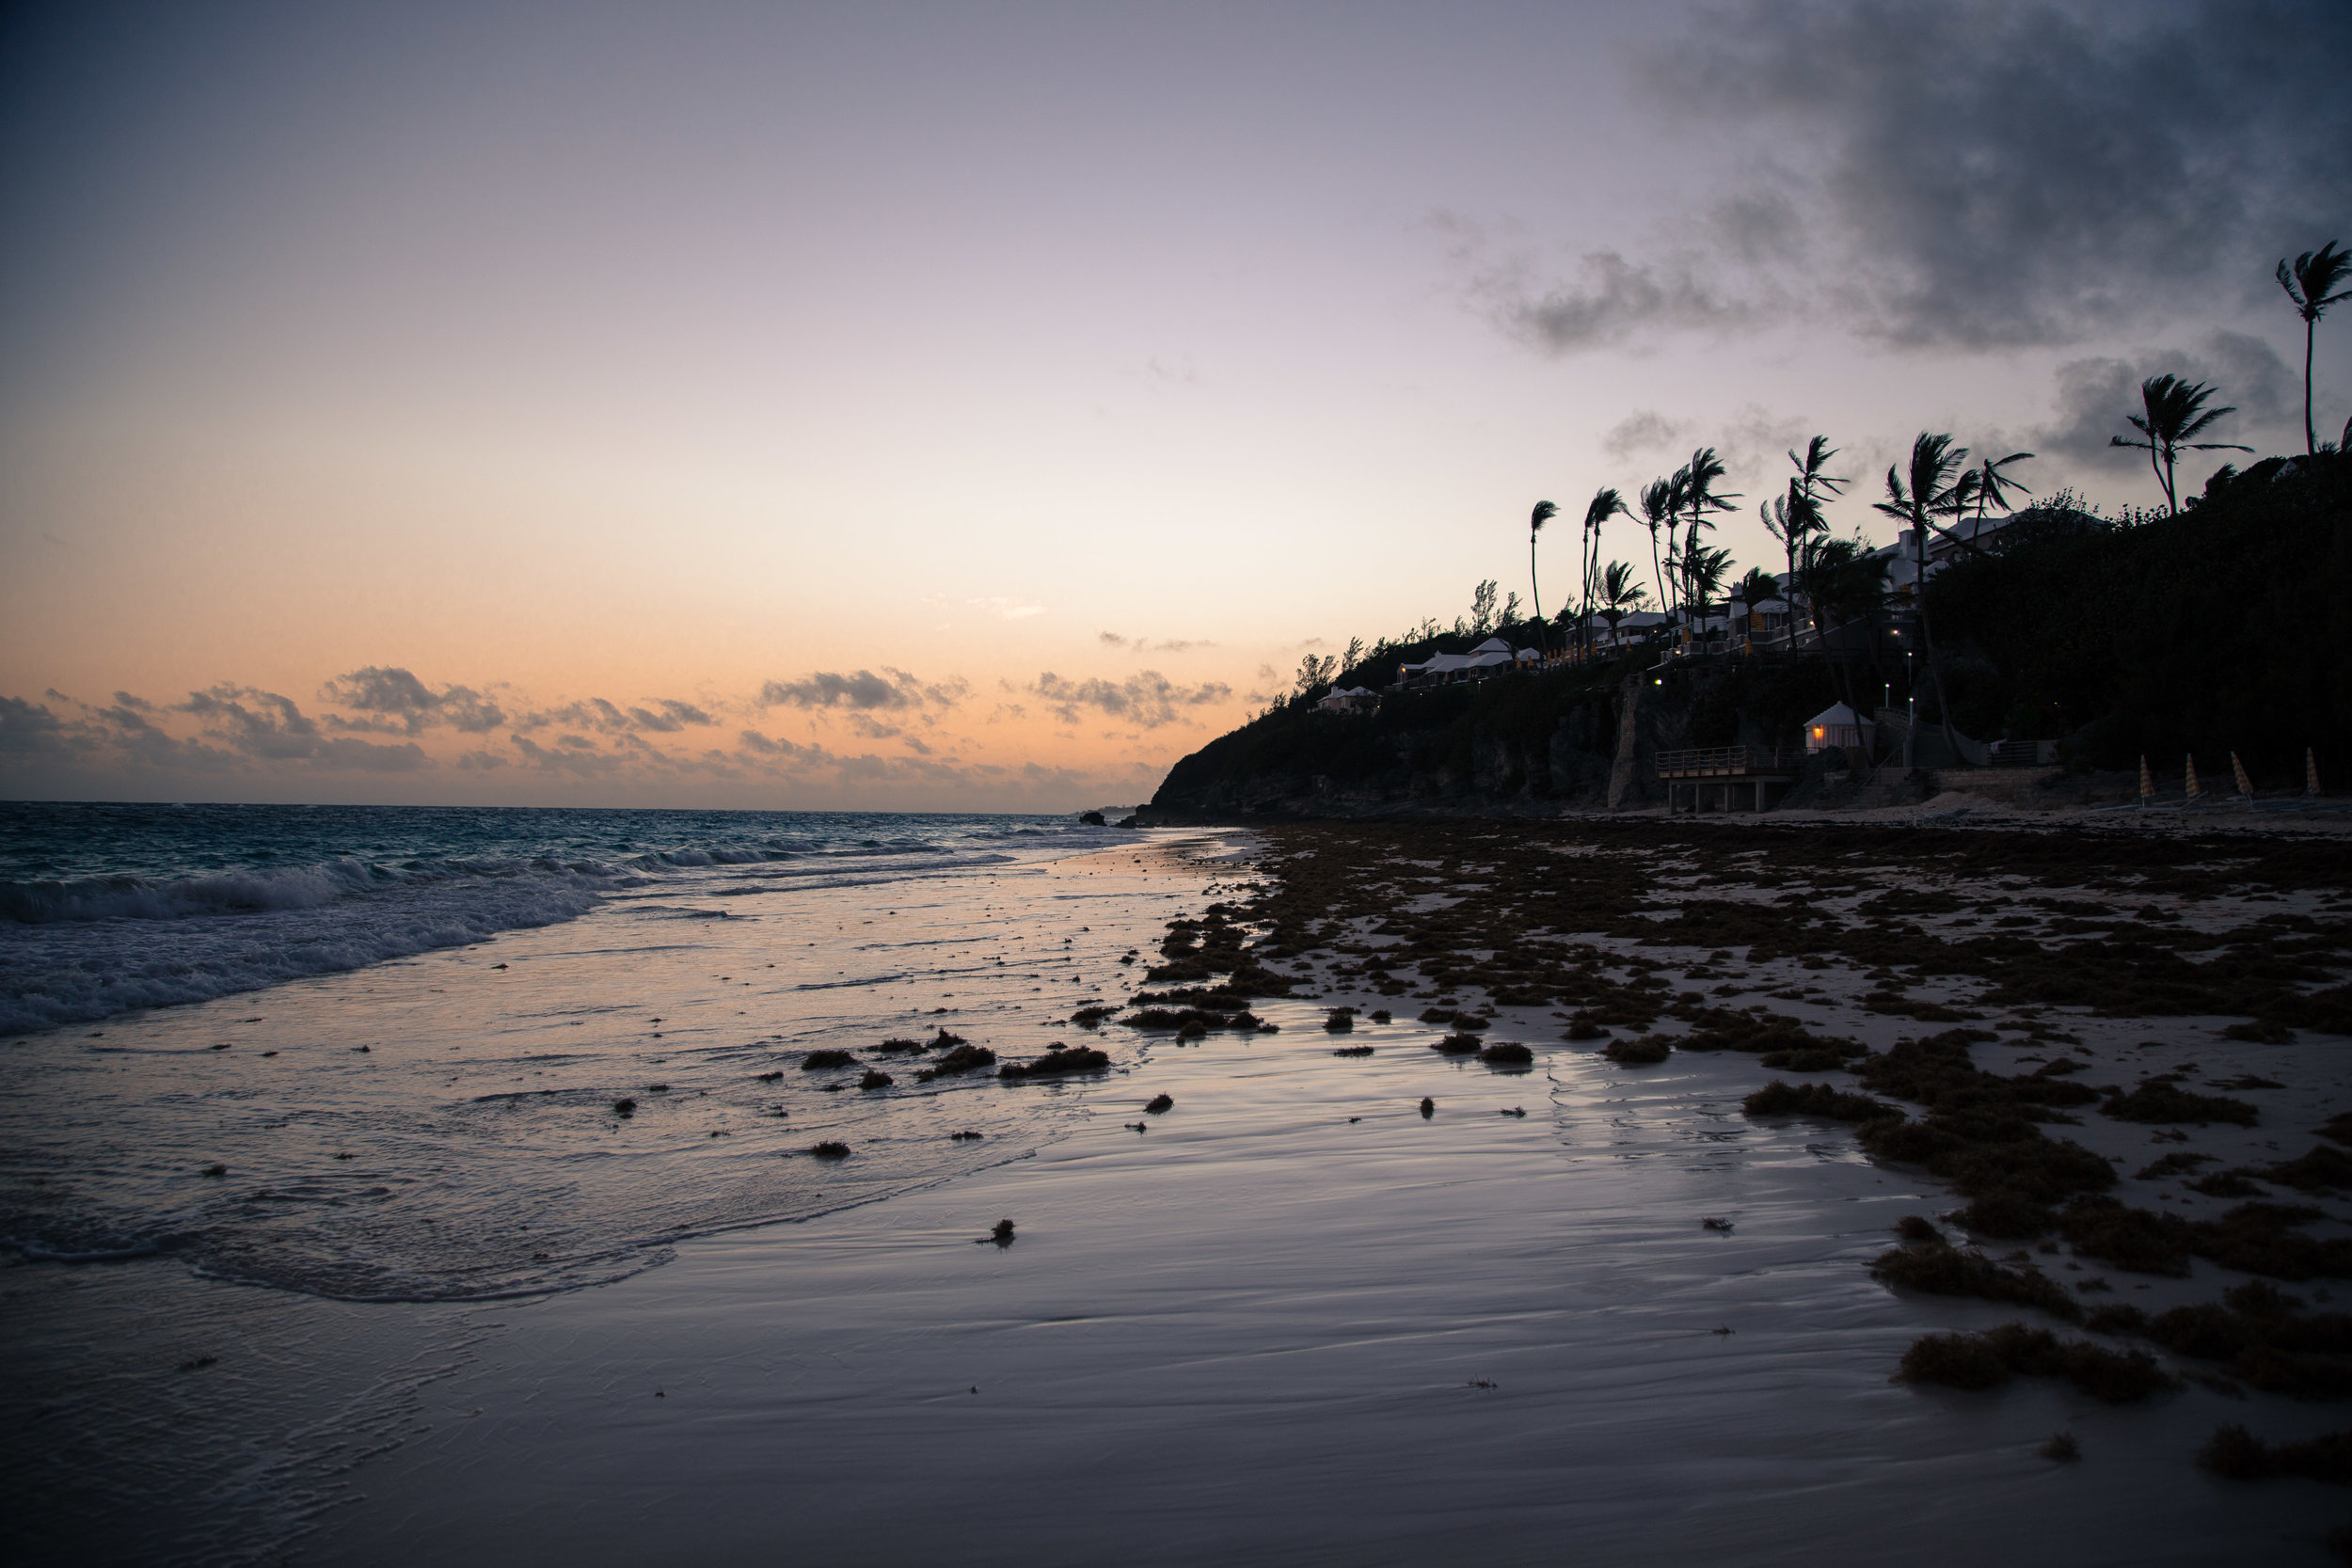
xmin=4 ymin=0 xmax=2347 ymax=811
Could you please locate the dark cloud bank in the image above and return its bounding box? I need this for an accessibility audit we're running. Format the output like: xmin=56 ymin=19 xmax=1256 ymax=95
xmin=1507 ymin=0 xmax=2352 ymax=354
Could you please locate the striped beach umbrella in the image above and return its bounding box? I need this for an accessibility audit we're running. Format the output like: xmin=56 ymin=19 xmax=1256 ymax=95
xmin=2231 ymin=752 xmax=2254 ymax=800
xmin=2311 ymin=748 xmax=2324 ymax=799
xmin=2185 ymin=753 xmax=2202 ymax=802
xmin=2138 ymin=755 xmax=2153 ymax=806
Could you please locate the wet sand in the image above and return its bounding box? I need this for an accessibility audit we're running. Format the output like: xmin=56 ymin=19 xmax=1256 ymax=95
xmin=299 ymin=815 xmax=2352 ymax=1565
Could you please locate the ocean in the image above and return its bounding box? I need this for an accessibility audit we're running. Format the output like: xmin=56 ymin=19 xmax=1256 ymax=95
xmin=0 ymin=802 xmax=1194 ymax=1304
xmin=0 ymin=801 xmax=1126 ymax=1036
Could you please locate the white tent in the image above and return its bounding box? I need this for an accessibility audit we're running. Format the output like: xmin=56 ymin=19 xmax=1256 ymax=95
xmin=1804 ymin=702 xmax=1875 ymax=752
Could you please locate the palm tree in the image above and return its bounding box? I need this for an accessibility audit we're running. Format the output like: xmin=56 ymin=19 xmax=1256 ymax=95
xmin=2110 ymin=374 xmax=2253 ymax=513
xmin=1758 ymin=486 xmax=1808 ymax=659
xmin=1795 ymin=532 xmax=1872 ymax=704
xmin=2279 ymin=241 xmax=2352 ymax=457
xmin=1874 ymin=433 xmax=1976 ymax=757
xmin=1597 ymin=560 xmax=1647 ymax=650
xmin=1677 ymin=448 xmax=1739 ymax=623
xmin=1965 ymin=450 xmax=2035 ymax=545
xmin=1637 ymin=478 xmax=1677 ymax=615
xmin=1772 ymin=438 xmax=1846 ymax=663
xmin=1686 ymin=546 xmax=1735 ymax=649
xmin=1526 ymin=500 xmax=1559 ymax=655
xmin=1577 ymin=488 xmax=1630 ymax=658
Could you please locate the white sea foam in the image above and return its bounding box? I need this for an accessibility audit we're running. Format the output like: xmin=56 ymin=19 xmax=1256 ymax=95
xmin=0 ymin=866 xmax=613 ymax=1035
xmin=0 ymin=805 xmax=1123 ymax=1035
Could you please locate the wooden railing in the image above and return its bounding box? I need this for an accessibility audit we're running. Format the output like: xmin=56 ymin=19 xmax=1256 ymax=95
xmin=1654 ymin=745 xmax=1802 ymax=778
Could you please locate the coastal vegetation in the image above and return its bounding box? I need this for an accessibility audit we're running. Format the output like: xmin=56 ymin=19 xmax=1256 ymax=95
xmin=1152 ymin=436 xmax=2347 ymax=820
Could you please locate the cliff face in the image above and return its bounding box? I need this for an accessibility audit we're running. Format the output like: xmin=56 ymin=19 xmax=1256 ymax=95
xmin=1141 ymin=660 xmax=1841 ymax=822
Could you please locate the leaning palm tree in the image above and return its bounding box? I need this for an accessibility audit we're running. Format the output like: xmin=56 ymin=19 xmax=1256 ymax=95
xmin=2110 ymin=374 xmax=2253 ymax=513
xmin=1677 ymin=448 xmax=1740 ymax=621
xmin=2279 ymin=241 xmax=2352 ymax=457
xmin=1788 ymin=436 xmax=1847 ymax=515
xmin=1965 ymin=450 xmax=2035 ymax=545
xmin=1526 ymin=500 xmax=1559 ymax=655
xmin=1637 ymin=477 xmax=1677 ymax=615
xmin=1577 ymin=488 xmax=1630 ymax=658
xmin=1874 ymin=433 xmax=1975 ymax=757
xmin=1758 ymin=485 xmax=1808 ymax=660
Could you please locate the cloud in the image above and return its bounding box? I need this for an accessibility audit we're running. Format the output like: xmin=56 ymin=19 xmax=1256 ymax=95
xmin=758 ymin=667 xmax=966 ymax=711
xmin=181 ymin=685 xmax=429 ymax=770
xmin=510 ymin=733 xmax=628 ymax=777
xmin=1030 ymin=670 xmax=1232 ymax=729
xmin=1099 ymin=631 xmax=1213 ymax=653
xmin=1602 ymin=410 xmax=1692 ymax=459
xmin=969 ymin=596 xmax=1045 ymax=620
xmin=1499 ymin=1 xmax=2352 ymax=354
xmin=1506 ymin=249 xmax=1756 ymax=354
xmin=0 ymin=695 xmax=68 ymax=755
xmin=624 ymin=700 xmax=714 ymax=733
xmin=513 ymin=695 xmax=721 ymax=735
xmin=319 ymin=667 xmax=505 ymax=735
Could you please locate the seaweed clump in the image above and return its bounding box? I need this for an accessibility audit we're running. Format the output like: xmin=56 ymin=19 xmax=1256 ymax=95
xmin=1896 ymin=1322 xmax=2175 ymax=1402
xmin=2062 ymin=1197 xmax=2352 ymax=1282
xmin=1846 ymin=1029 xmax=2115 ymax=1236
xmin=2264 ymin=1144 xmax=2352 ymax=1194
xmin=998 ymin=1046 xmax=1111 ymax=1080
xmin=1869 ymin=1242 xmax=2082 ymax=1322
xmin=1743 ymin=1080 xmax=1893 ymax=1122
xmin=2103 ymin=1281 xmax=2352 ymax=1401
xmin=915 ymin=1044 xmax=998 ymax=1081
xmin=1478 ymin=1041 xmax=1534 ymax=1066
xmin=810 ymin=1141 xmax=850 ymax=1159
xmin=1431 ymin=1033 xmax=1485 ymax=1056
xmin=2196 ymin=1422 xmax=2352 ymax=1483
xmin=1603 ymin=1035 xmax=1673 ymax=1066
xmin=858 ymin=1069 xmax=894 ymax=1090
xmin=802 ymin=1050 xmax=859 ymax=1070
xmin=2103 ymin=1080 xmax=2259 ymax=1127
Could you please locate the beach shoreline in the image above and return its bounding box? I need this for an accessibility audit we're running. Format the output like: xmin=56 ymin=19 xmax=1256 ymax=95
xmin=15 ymin=813 xmax=2352 ymax=1564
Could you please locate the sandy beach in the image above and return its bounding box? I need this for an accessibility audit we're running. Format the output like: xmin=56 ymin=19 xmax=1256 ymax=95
xmin=14 ymin=813 xmax=2352 ymax=1564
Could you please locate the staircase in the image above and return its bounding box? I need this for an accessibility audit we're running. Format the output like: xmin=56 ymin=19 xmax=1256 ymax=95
xmin=1845 ymin=760 xmax=1923 ymax=812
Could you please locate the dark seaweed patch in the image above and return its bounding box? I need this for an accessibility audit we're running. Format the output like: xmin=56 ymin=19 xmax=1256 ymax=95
xmin=1870 ymin=1243 xmax=2082 ymax=1321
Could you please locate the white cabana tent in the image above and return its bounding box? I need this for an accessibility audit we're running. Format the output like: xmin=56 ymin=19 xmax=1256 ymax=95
xmin=1804 ymin=702 xmax=1876 ymax=752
